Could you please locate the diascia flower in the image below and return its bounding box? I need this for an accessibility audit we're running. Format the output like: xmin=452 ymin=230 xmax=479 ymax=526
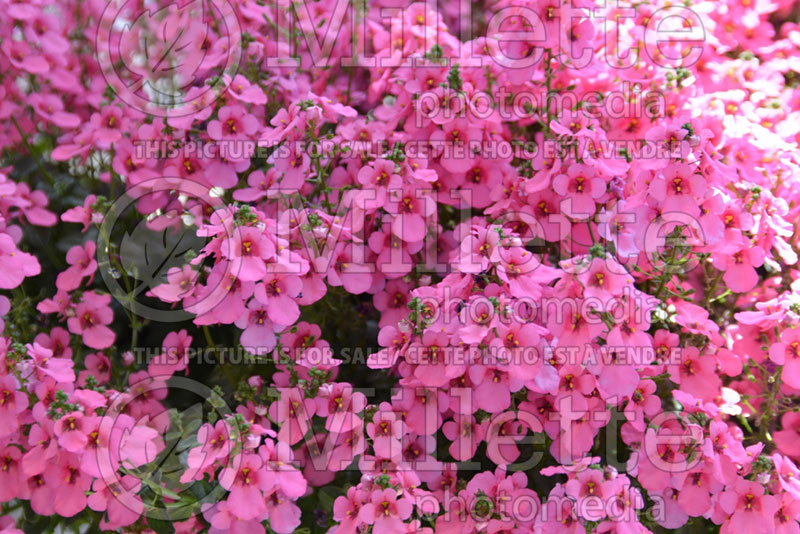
xmin=0 ymin=233 xmax=40 ymax=289
xmin=65 ymin=291 xmax=115 ymax=350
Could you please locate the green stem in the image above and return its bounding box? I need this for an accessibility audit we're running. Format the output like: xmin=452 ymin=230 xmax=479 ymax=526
xmin=10 ymin=116 xmax=55 ymax=186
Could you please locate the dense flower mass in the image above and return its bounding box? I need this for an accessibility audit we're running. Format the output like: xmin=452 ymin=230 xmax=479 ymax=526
xmin=1 ymin=0 xmax=800 ymax=533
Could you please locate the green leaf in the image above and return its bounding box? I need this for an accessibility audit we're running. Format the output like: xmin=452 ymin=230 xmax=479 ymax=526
xmin=147 ymin=517 xmax=176 ymax=534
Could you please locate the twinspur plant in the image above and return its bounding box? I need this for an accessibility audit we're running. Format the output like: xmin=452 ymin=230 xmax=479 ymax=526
xmin=0 ymin=0 xmax=800 ymax=533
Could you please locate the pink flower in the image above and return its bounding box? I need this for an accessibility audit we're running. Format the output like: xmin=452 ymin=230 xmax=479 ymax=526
xmin=368 ymin=222 xmax=417 ymax=278
xmin=25 ymin=342 xmax=75 ymax=383
xmin=712 ymin=241 xmax=766 ymax=294
xmin=643 ymin=123 xmax=691 ymax=166
xmin=577 ymin=256 xmax=630 ymax=301
xmin=265 ymin=489 xmax=302 ymax=533
xmin=43 ymin=453 xmax=90 ymax=517
xmin=268 ymin=388 xmax=316 ymax=445
xmin=149 ymin=265 xmax=198 ymax=303
xmin=183 ymin=421 xmax=234 ymax=480
xmin=667 ymin=347 xmax=721 ymax=401
xmin=87 ymin=476 xmax=143 ymax=529
xmin=260 ymin=440 xmax=307 ymax=498
xmin=565 ymin=469 xmax=611 ymax=521
xmin=770 ymin=328 xmax=800 ymax=390
xmin=775 ymin=492 xmax=800 ymax=534
xmin=357 ymin=159 xmax=402 ymax=206
xmin=234 ymin=299 xmax=278 ymax=355
xmin=359 ymin=489 xmax=413 ymax=534
xmin=207 ymin=105 xmax=259 ymax=142
xmin=0 ymin=233 xmax=40 ymax=289
xmin=0 ymin=447 xmax=22 ymax=502
xmin=625 ymin=380 xmax=661 ymax=430
xmin=495 ymin=246 xmax=560 ymax=298
xmin=55 ymin=241 xmax=97 ymax=291
xmin=2 ymin=40 xmax=49 ymax=74
xmin=14 ymin=184 xmax=57 ymax=226
xmin=366 ymin=406 xmax=404 ymax=459
xmin=320 ymin=243 xmax=374 ymax=295
xmin=222 ymin=225 xmax=276 ymax=282
xmin=719 ymin=478 xmax=779 ymax=534
xmin=66 ymin=291 xmax=115 ymax=349
xmin=385 ymin=184 xmax=436 ymax=242
xmin=79 ymin=352 xmax=110 ymax=385
xmin=61 ymin=195 xmax=99 ymax=231
xmin=442 ymin=414 xmax=486 ymax=461
xmin=318 ymin=383 xmax=367 ymax=434
xmin=649 ymin=162 xmax=707 ymax=216
xmin=370 ymin=325 xmax=410 ymax=369
xmin=147 ymin=329 xmax=192 ymax=377
xmin=270 ymin=142 xmax=310 ymax=188
xmin=430 ymin=119 xmax=482 ymax=173
xmin=333 ymin=488 xmax=368 ymax=534
xmin=233 ymin=169 xmax=281 ymax=202
xmin=89 ymin=106 xmax=123 ymax=148
xmin=676 ymin=467 xmax=722 ymax=517
xmin=0 ymin=375 xmax=28 ymax=438
xmin=774 ymin=413 xmax=800 ymax=458
xmin=53 ymin=411 xmax=92 ymax=452
xmin=219 ymin=453 xmax=271 ymax=520
xmin=552 ymin=164 xmax=606 ymax=219
xmin=773 ymin=454 xmax=800 ymax=499
xmin=550 ymin=109 xmax=594 ymax=139
xmin=373 ymin=280 xmax=413 ymax=327
xmin=254 ymin=273 xmax=302 ymax=326
xmin=227 ymin=74 xmax=267 ymax=105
